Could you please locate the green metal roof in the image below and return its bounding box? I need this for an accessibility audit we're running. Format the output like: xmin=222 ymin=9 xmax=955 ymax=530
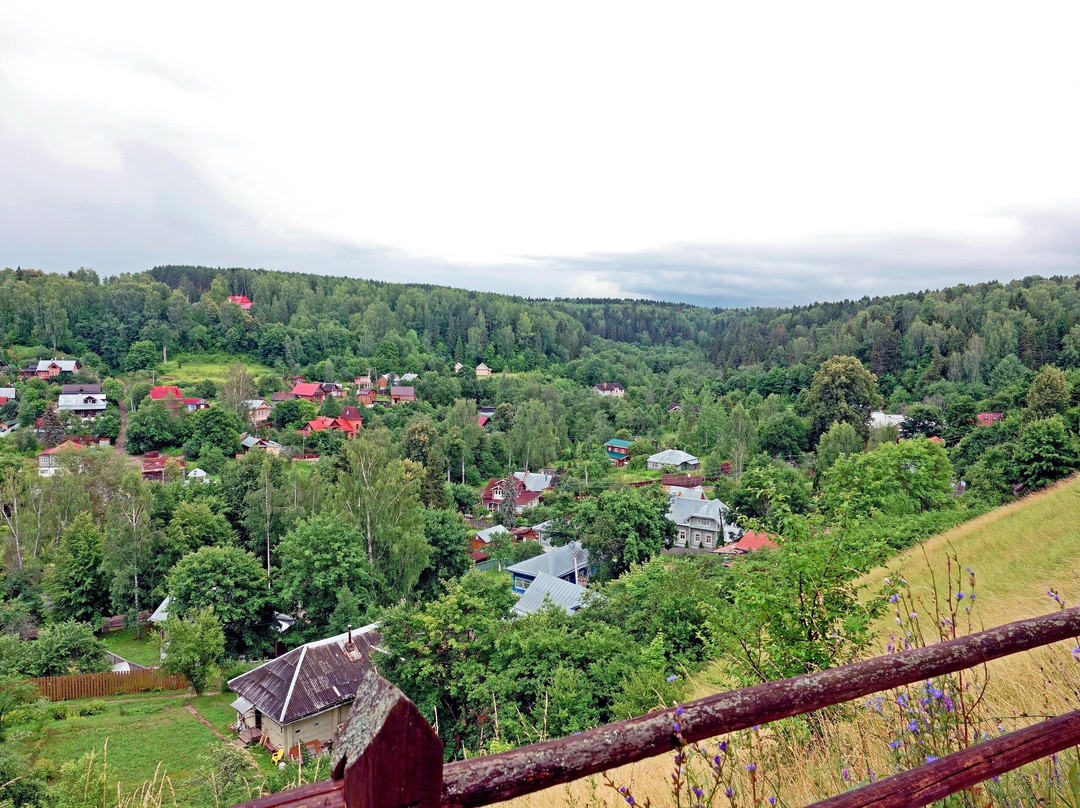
xmin=604 ymin=439 xmax=633 ymax=449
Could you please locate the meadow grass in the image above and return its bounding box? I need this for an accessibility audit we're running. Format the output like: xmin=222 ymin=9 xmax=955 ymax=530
xmin=98 ymin=627 xmax=163 ymax=668
xmin=30 ymin=697 xmax=223 ymax=794
xmin=153 ymin=353 xmax=274 ymax=387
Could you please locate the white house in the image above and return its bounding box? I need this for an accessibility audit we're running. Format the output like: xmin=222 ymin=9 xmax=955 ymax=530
xmin=647 ymin=449 xmax=700 ymax=471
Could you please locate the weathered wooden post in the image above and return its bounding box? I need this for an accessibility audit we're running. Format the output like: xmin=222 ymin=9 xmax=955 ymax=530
xmin=331 ymin=669 xmax=443 ymax=808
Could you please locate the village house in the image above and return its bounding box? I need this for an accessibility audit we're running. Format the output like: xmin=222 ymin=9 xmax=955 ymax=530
xmin=870 ymin=411 xmax=906 ymax=430
xmin=511 ymin=572 xmax=588 ymax=617
xmin=243 ymin=399 xmax=272 ymax=425
xmin=355 ymin=387 xmax=377 ymax=406
xmin=592 ymin=382 xmax=625 ymax=397
xmin=61 ymin=383 xmax=101 ymax=395
xmin=299 ymin=413 xmax=362 ymax=438
xmin=37 ymin=441 xmax=87 ymax=477
xmin=270 ymin=391 xmax=294 ymax=404
xmin=149 ymin=385 xmax=184 ymax=409
xmin=400 ymin=373 xmax=419 ymax=383
xmin=390 ymin=386 xmax=416 ymax=405
xmin=604 ymin=438 xmax=633 ymax=466
xmin=977 ymin=411 xmax=1006 ymax=427
xmin=187 ymin=468 xmax=210 ymax=484
xmin=228 ymin=625 xmax=383 ymax=757
xmin=241 ymin=435 xmax=283 ymax=455
xmin=227 ymin=295 xmax=253 ymax=310
xmin=182 ymin=397 xmax=210 ymax=412
xmin=508 ymin=542 xmax=590 ymax=595
xmin=319 ymin=382 xmax=344 ymax=398
xmin=57 ymin=392 xmax=107 ymax=419
xmin=481 ymin=471 xmax=556 ymax=515
xmin=475 ymin=363 xmax=491 ymax=377
xmin=453 ymin=362 xmax=464 ymax=373
xmin=353 ymin=375 xmax=371 ymax=387
xmin=290 ymin=382 xmax=327 ymax=404
xmin=471 ymin=524 xmax=510 ymax=552
xmin=715 ymin=530 xmax=779 ymax=558
xmin=647 ymin=449 xmax=700 ymax=471
xmin=0 ymin=387 xmax=16 ymax=406
xmin=667 ymin=490 xmax=741 ymax=549
xmin=19 ymin=359 xmax=79 ymax=379
xmin=141 ymin=451 xmax=185 ymax=482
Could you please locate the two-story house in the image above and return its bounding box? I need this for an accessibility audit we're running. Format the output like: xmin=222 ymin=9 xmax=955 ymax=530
xmin=507 ymin=542 xmax=590 ymax=595
xmin=667 ymin=491 xmax=742 ymax=550
xmin=604 ymin=439 xmax=632 ymax=466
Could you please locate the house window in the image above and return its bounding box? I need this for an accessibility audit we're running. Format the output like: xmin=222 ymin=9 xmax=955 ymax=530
xmin=514 ymin=576 xmax=531 ymax=591
xmin=693 ymin=531 xmax=701 ymax=544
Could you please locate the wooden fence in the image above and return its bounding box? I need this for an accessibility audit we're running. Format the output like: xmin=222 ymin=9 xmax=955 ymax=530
xmin=232 ymin=605 xmax=1080 ymax=808
xmin=31 ymin=669 xmax=189 ymax=701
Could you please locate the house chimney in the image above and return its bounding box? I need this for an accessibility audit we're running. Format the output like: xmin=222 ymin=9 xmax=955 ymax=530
xmin=347 ymin=624 xmax=353 ymax=644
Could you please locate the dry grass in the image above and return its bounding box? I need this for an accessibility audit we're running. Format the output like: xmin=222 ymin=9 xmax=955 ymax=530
xmin=494 ymin=476 xmax=1080 ymax=808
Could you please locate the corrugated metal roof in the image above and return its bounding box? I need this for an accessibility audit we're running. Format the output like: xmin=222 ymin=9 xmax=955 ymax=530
xmin=507 ymin=541 xmax=589 ymax=580
xmin=648 ymin=449 xmax=698 ymax=466
xmin=228 ymin=625 xmax=382 ymax=725
xmin=512 ymin=572 xmax=587 ymax=616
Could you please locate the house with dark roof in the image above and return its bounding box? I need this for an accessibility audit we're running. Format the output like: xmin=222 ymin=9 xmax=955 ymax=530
xmin=61 ymin=383 xmax=101 ymax=395
xmin=480 ymin=473 xmax=551 ymax=515
xmin=507 ymin=542 xmax=590 ymax=595
xmin=228 ymin=625 xmax=382 ymax=756
xmin=592 ymin=382 xmax=625 ymax=397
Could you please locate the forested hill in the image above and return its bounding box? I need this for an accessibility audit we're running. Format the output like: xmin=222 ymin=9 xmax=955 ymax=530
xmin=3 ymin=265 xmax=1080 ymax=393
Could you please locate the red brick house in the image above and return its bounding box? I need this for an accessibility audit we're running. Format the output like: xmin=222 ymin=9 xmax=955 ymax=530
xmin=390 ymin=386 xmax=416 ymax=405
xmin=355 ymin=387 xmax=377 ymax=406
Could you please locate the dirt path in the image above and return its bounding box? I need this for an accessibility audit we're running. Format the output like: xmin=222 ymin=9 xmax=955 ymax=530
xmin=186 ymin=702 xmax=262 ymax=775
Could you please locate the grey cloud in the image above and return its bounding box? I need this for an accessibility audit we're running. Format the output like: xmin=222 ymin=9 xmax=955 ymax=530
xmin=2 ymin=125 xmax=1078 ymax=310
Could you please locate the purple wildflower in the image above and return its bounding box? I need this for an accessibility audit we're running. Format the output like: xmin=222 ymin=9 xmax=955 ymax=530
xmin=842 ymin=768 xmax=850 ymax=780
xmin=747 ymin=763 xmax=757 ymax=772
xmin=888 ymin=739 xmax=902 ymax=749
xmin=955 ymin=592 xmax=964 ymax=600
xmin=888 ymin=594 xmax=899 ymax=603
xmin=673 ymin=722 xmax=681 ymax=733
xmin=718 ymin=740 xmax=727 ymax=752
xmin=676 ymin=707 xmax=684 ymax=715
xmin=926 ymin=755 xmax=939 ymax=763
xmin=769 ymin=798 xmax=776 ymax=806
xmin=726 ymin=788 xmax=734 ymax=797
xmin=667 ymin=675 xmax=678 ymax=682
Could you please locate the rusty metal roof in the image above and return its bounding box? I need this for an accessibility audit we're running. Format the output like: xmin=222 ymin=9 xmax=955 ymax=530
xmin=228 ymin=625 xmax=383 ymax=725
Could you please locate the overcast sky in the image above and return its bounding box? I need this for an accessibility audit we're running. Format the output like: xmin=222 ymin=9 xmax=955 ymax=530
xmin=2 ymin=3 xmax=1078 ymax=308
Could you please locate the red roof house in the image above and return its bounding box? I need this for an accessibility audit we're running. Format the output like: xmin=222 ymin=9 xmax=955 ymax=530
xmin=716 ymin=530 xmax=779 ymax=557
xmin=299 ymin=415 xmax=362 ymax=438
xmin=977 ymin=412 xmax=1005 ymax=427
xmin=149 ymin=386 xmax=184 ymax=411
xmin=355 ymin=387 xmax=377 ymax=406
xmin=290 ymin=382 xmax=326 ymax=403
xmin=227 ymin=295 xmax=253 ymax=310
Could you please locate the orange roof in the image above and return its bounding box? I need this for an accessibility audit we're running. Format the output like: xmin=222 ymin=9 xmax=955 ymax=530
xmin=718 ymin=530 xmax=779 ymax=555
xmin=38 ymin=440 xmax=87 ymax=456
xmin=291 ymin=382 xmax=322 ymax=397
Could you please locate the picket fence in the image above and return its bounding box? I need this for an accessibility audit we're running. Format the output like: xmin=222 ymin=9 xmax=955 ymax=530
xmin=30 ymin=669 xmax=189 ymax=701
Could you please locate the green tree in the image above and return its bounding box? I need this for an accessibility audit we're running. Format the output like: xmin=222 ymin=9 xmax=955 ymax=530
xmin=821 ymin=438 xmax=954 ymax=521
xmin=123 ymin=339 xmax=160 ymax=371
xmin=29 ymin=621 xmax=109 ymax=676
xmin=756 ymin=411 xmax=809 ymax=459
xmin=333 ymin=434 xmax=429 ymax=601
xmin=163 ymin=606 xmax=225 ymax=694
xmin=161 ymin=501 xmax=236 ymax=578
xmin=167 ymin=545 xmax=274 ymax=657
xmin=815 ymin=421 xmax=862 ymax=476
xmin=416 ymin=509 xmax=474 ymax=601
xmin=272 ymin=398 xmax=317 ymax=430
xmin=125 ymin=401 xmax=180 ymax=454
xmin=730 ymin=458 xmax=812 ymax=530
xmin=804 ymin=355 xmax=883 ymax=442
xmin=900 ymin=404 xmax=944 ymax=439
xmin=1026 ymin=365 xmax=1069 ymax=421
xmin=45 ymin=511 xmax=108 ymax=624
xmin=219 ymin=362 xmax=257 ymax=421
xmin=0 ymin=676 xmax=38 ymax=740
xmin=183 ymin=406 xmax=242 ymax=456
xmin=509 ymin=399 xmax=559 ymax=471
xmin=577 ymin=486 xmax=674 ymax=580
xmin=1014 ymin=417 xmax=1080 ymax=491
xmin=276 ymin=514 xmax=379 ymax=643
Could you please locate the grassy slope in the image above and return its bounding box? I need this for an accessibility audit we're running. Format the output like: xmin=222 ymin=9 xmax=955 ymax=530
xmin=154 ymin=354 xmax=274 ymax=387
xmin=863 ymin=473 xmax=1080 ymax=633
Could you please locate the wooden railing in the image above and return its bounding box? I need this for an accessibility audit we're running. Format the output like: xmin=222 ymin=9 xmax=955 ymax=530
xmin=233 ymin=606 xmax=1080 ymax=808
